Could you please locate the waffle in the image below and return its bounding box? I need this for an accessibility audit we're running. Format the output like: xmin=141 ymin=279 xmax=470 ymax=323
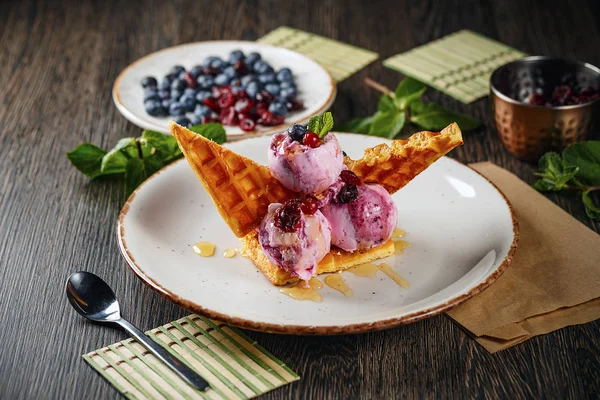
xmin=241 ymin=232 xmax=395 ymax=286
xmin=169 ymin=122 xmax=294 ymax=238
xmin=344 ymin=122 xmax=463 ymax=194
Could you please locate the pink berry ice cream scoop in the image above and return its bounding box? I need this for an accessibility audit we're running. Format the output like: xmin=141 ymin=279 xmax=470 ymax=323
xmin=320 ymin=171 xmax=397 ymax=252
xmin=268 ymin=124 xmax=344 ymax=195
xmin=258 ymin=199 xmax=332 ymax=281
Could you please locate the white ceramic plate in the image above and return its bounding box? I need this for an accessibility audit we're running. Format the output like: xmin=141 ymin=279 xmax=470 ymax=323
xmin=113 ymin=41 xmax=336 ymax=139
xmin=117 ymin=134 xmax=518 ymax=334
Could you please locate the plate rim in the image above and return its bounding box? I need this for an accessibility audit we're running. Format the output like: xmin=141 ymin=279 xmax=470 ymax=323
xmin=112 ymin=40 xmax=337 ymax=139
xmin=116 ymin=136 xmax=519 ymax=335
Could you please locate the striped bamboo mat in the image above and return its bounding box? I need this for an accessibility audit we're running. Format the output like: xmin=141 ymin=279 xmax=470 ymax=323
xmin=83 ymin=314 xmax=299 ymax=399
xmin=258 ymin=26 xmax=379 ymax=82
xmin=384 ymin=30 xmax=526 ymax=103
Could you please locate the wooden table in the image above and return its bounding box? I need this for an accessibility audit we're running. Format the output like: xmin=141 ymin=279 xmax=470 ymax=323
xmin=1 ymin=0 xmax=598 ymax=398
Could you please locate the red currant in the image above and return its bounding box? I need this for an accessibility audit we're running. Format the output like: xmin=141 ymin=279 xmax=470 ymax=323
xmin=239 ymin=118 xmax=256 ymax=132
xmin=234 ymin=98 xmax=254 ymax=114
xmin=219 ymin=107 xmax=238 ymax=126
xmin=218 ymin=92 xmax=235 ymax=108
xmin=300 ymin=197 xmax=318 ymax=215
xmin=303 ymin=131 xmax=320 ymax=148
xmin=340 ymin=170 xmax=361 ymax=185
xmin=203 ymin=97 xmax=220 ymax=111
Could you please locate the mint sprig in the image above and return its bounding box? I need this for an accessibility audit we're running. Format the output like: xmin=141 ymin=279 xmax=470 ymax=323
xmin=534 ymin=141 xmax=600 ymax=220
xmin=67 ymin=123 xmax=226 ymax=197
xmin=339 ymin=77 xmax=481 ymax=138
xmin=307 ymin=112 xmax=334 ymax=138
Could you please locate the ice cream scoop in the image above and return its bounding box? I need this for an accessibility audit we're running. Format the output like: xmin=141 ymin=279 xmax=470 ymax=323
xmin=258 ymin=202 xmax=332 ymax=281
xmin=321 ymin=183 xmax=397 ymax=252
xmin=268 ymin=131 xmax=344 ymax=195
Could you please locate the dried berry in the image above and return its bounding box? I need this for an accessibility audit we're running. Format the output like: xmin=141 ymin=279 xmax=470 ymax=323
xmin=274 ymin=201 xmax=302 ymax=232
xmin=340 ymin=170 xmax=360 ymax=185
xmin=337 ymin=184 xmax=358 ymax=204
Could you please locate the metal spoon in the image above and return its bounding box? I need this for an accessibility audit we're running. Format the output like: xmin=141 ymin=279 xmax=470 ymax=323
xmin=65 ymin=271 xmax=209 ymax=391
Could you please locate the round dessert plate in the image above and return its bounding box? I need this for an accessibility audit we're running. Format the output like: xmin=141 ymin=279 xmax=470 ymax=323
xmin=113 ymin=41 xmax=336 ymax=139
xmin=117 ymin=134 xmax=518 ymax=334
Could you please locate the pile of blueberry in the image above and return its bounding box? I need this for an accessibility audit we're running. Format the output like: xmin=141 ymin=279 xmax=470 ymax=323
xmin=141 ymin=50 xmax=303 ymax=130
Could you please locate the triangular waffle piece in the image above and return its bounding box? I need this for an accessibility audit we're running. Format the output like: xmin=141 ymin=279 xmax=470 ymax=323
xmin=344 ymin=122 xmax=463 ymax=194
xmin=241 ymin=232 xmax=395 ymax=286
xmin=170 ymin=122 xmax=294 ymax=238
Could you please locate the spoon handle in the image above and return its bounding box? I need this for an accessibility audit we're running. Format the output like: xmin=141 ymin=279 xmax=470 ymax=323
xmin=115 ymin=318 xmax=210 ymax=391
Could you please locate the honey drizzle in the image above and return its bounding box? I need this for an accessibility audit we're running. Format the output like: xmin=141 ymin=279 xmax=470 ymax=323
xmin=308 ymin=278 xmax=323 ymax=289
xmin=394 ymin=240 xmax=411 ymax=254
xmin=279 ymin=281 xmax=323 ymax=302
xmin=392 ymin=228 xmax=406 ymax=238
xmin=193 ymin=242 xmax=215 ymax=257
xmin=347 ymin=263 xmax=378 ymax=278
xmin=377 ymin=263 xmax=410 ymax=288
xmin=324 ymin=274 xmax=353 ymax=297
xmin=223 ymin=248 xmax=236 ymax=258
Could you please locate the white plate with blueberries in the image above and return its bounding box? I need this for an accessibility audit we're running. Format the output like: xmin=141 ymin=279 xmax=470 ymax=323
xmin=113 ymin=41 xmax=336 ymax=139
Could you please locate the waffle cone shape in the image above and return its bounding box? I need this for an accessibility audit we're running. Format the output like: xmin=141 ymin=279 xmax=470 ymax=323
xmin=344 ymin=122 xmax=464 ymax=194
xmin=170 ymin=122 xmax=294 ymax=238
xmin=241 ymin=232 xmax=395 ymax=286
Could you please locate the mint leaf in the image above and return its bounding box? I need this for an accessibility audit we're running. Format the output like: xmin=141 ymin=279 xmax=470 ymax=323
xmin=339 ymin=117 xmax=374 ymax=134
xmin=369 ymin=111 xmax=406 ymax=139
xmin=189 ymin=122 xmax=227 ymax=144
xmin=100 ymin=138 xmax=137 ymax=174
xmin=67 ymin=144 xmax=107 ymax=179
xmin=533 ymin=152 xmax=579 ymax=191
xmin=377 ymin=95 xmax=396 ymax=112
xmin=142 ymin=130 xmax=178 ymax=155
xmin=582 ymin=190 xmax=600 ymax=220
xmin=562 ymin=141 xmax=600 ymax=186
xmin=394 ymin=78 xmax=427 ymax=109
xmin=124 ymin=157 xmax=146 ymax=197
xmin=307 ymin=116 xmax=321 ymax=133
xmin=319 ymin=112 xmax=334 ymax=138
xmin=409 ymin=100 xmax=481 ymax=131
xmin=143 ymin=153 xmax=165 ymax=177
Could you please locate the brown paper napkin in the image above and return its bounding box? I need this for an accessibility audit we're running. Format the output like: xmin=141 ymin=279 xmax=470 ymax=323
xmin=446 ymin=162 xmax=600 ymax=353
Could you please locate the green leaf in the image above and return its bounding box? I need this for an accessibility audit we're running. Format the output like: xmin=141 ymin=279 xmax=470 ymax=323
xmin=319 ymin=112 xmax=334 ymax=137
xmin=369 ymin=111 xmax=406 ymax=139
xmin=189 ymin=122 xmax=227 ymax=144
xmin=124 ymin=157 xmax=146 ymax=197
xmin=409 ymin=100 xmax=481 ymax=131
xmin=533 ymin=152 xmax=579 ymax=191
xmin=339 ymin=117 xmax=374 ymax=134
xmin=582 ymin=190 xmax=600 ymax=220
xmin=562 ymin=141 xmax=600 ymax=186
xmin=67 ymin=143 xmax=107 ymax=179
xmin=143 ymin=153 xmax=165 ymax=177
xmin=100 ymin=138 xmax=136 ymax=175
xmin=377 ymin=95 xmax=396 ymax=112
xmin=307 ymin=115 xmax=322 ymax=133
xmin=142 ymin=130 xmax=179 ymax=156
xmin=394 ymin=78 xmax=427 ymax=109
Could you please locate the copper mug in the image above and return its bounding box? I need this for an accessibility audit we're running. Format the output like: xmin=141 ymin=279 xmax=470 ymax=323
xmin=490 ymin=56 xmax=600 ymax=162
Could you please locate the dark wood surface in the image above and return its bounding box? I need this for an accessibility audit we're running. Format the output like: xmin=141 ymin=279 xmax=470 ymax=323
xmin=1 ymin=0 xmax=599 ymax=398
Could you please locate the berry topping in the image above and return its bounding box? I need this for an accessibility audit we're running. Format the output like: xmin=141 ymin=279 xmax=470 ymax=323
xmin=274 ymin=201 xmax=302 ymax=232
xmin=337 ymin=184 xmax=358 ymax=204
xmin=303 ymin=131 xmax=320 ymax=148
xmin=340 ymin=170 xmax=361 ymax=185
xmin=287 ymin=124 xmax=307 ymax=142
xmin=300 ymin=196 xmax=319 ymax=215
xmin=239 ymin=118 xmax=256 ymax=132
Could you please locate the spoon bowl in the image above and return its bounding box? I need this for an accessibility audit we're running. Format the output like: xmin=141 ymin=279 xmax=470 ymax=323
xmin=66 ymin=271 xmax=121 ymax=322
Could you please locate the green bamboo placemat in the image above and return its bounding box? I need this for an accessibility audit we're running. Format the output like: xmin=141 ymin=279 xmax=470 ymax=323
xmin=83 ymin=314 xmax=299 ymax=399
xmin=383 ymin=30 xmax=527 ymax=103
xmin=258 ymin=26 xmax=378 ymax=82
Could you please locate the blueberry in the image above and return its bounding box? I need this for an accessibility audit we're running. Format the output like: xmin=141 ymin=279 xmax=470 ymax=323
xmin=259 ymin=73 xmax=276 ymax=84
xmin=158 ymin=78 xmax=171 ymax=91
xmin=164 ymin=73 xmax=178 ymax=82
xmin=171 ymin=89 xmax=183 ymax=100
xmin=184 ymin=88 xmax=197 ymax=96
xmin=171 ymin=79 xmax=186 ymax=91
xmin=202 ymin=56 xmax=219 ymax=67
xmin=169 ymin=101 xmax=185 ymax=116
xmin=180 ymin=93 xmax=196 ymax=111
xmin=268 ymin=101 xmax=288 ymax=116
xmin=158 ymin=90 xmax=170 ymax=100
xmin=195 ymin=90 xmax=212 ymax=103
xmin=246 ymin=81 xmax=262 ymax=98
xmin=194 ymin=104 xmax=211 ymax=117
xmin=280 ymin=87 xmax=297 ymax=100
xmin=190 ymin=115 xmax=202 ymax=126
xmin=196 ymin=75 xmax=214 ymax=90
xmin=241 ymin=74 xmax=257 ymax=87
xmin=175 ymin=116 xmax=192 ymax=127
xmin=276 ymin=68 xmax=293 ymax=82
xmin=210 ymin=58 xmax=224 ymax=69
xmin=214 ymin=74 xmax=230 ymax=86
xmin=162 ymin=99 xmax=173 ymax=109
xmin=245 ymin=52 xmax=261 ymax=66
xmin=170 ymin=65 xmax=186 ymax=76
xmin=190 ymin=65 xmax=204 ymax=78
xmin=287 ymin=124 xmax=306 ymax=142
xmin=280 ymin=80 xmax=295 ymax=90
xmin=223 ymin=66 xmax=237 ymax=79
xmin=253 ymin=60 xmax=270 ymax=74
xmin=229 ymin=50 xmax=245 ymax=63
xmin=143 ymin=90 xmax=160 ymax=102
xmin=265 ymin=83 xmax=280 ymax=95
xmin=145 ymin=99 xmax=166 ymax=116
xmin=141 ymin=76 xmax=157 ymax=88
